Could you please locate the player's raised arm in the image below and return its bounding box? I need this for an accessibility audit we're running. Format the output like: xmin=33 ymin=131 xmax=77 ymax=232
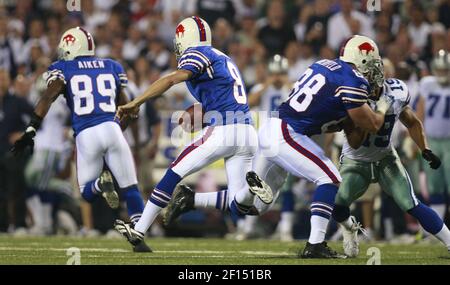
xmin=400 ymin=105 xmax=441 ymax=169
xmin=116 ymin=69 xmax=192 ymax=121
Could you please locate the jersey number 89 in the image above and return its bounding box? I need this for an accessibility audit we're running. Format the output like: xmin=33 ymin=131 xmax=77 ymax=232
xmin=70 ymin=74 xmax=116 ymax=115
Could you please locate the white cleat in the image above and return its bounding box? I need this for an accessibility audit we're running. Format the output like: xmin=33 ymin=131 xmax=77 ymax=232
xmin=246 ymin=171 xmax=273 ymax=204
xmin=342 ymin=216 xmax=367 ymax=258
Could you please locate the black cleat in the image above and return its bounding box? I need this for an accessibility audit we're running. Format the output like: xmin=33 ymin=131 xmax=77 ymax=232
xmin=246 ymin=171 xmax=273 ymax=204
xmin=133 ymin=240 xmax=153 ymax=253
xmin=114 ymin=219 xmax=144 ymax=247
xmin=300 ymin=242 xmax=347 ymax=259
xmin=162 ymin=184 xmax=195 ymax=226
xmin=99 ymin=170 xmax=119 ymax=209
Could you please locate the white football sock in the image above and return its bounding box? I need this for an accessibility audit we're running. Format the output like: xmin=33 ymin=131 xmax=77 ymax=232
xmin=308 ymin=215 xmax=329 ymax=244
xmin=244 ymin=215 xmax=258 ymax=234
xmin=194 ymin=192 xmax=219 ymax=209
xmin=41 ymin=203 xmax=53 ymax=231
xmin=134 ymin=202 xmax=162 ymax=233
xmin=26 ymin=195 xmax=44 ymax=228
xmin=434 ymin=224 xmax=450 ymax=249
xmin=234 ymin=188 xmax=255 ymax=207
xmin=279 ymin=212 xmax=294 ymax=234
xmin=431 ymin=204 xmax=446 ymax=220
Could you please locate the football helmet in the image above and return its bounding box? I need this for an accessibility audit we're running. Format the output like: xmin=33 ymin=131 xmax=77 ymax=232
xmin=174 ymin=16 xmax=212 ymax=59
xmin=268 ymin=54 xmax=289 ymax=74
xmin=340 ymin=35 xmax=384 ymax=91
xmin=58 ymin=27 xmax=95 ymax=61
xmin=431 ymin=49 xmax=450 ymax=85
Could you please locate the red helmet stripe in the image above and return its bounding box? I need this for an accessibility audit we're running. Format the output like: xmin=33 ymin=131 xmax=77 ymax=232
xmin=192 ymin=16 xmax=206 ymax=42
xmin=78 ymin=27 xmax=93 ymax=51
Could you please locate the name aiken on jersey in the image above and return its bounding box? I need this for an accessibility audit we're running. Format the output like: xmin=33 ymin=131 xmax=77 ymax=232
xmin=77 ymin=60 xmax=105 ymax=69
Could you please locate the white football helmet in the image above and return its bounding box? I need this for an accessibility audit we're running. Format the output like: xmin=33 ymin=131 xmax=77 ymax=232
xmin=174 ymin=16 xmax=212 ymax=59
xmin=340 ymin=35 xmax=384 ymax=91
xmin=58 ymin=27 xmax=95 ymax=61
xmin=431 ymin=49 xmax=450 ymax=85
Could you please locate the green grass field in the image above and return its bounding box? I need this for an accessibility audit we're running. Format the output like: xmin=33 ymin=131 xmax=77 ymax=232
xmin=0 ymin=236 xmax=449 ymax=265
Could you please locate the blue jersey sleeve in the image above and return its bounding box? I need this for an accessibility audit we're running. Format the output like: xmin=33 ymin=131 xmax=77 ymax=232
xmin=110 ymin=60 xmax=128 ymax=89
xmin=336 ymin=75 xmax=370 ymax=110
xmin=45 ymin=61 xmax=66 ymax=87
xmin=177 ymin=48 xmax=213 ymax=79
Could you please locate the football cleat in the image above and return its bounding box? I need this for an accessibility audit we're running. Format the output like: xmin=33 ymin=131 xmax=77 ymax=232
xmin=342 ymin=216 xmax=367 ymax=258
xmin=246 ymin=171 xmax=273 ymax=204
xmin=99 ymin=170 xmax=119 ymax=209
xmin=300 ymin=242 xmax=347 ymax=259
xmin=162 ymin=184 xmax=195 ymax=226
xmin=114 ymin=219 xmax=144 ymax=247
xmin=133 ymin=240 xmax=153 ymax=253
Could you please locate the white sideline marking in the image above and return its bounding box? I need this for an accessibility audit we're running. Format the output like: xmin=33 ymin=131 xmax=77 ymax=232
xmin=0 ymin=247 xmax=289 ymax=256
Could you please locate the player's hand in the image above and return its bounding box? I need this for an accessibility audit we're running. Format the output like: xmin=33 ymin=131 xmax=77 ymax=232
xmin=422 ymin=149 xmax=441 ymax=169
xmin=10 ymin=129 xmax=36 ymax=156
xmin=116 ymin=101 xmax=139 ymax=122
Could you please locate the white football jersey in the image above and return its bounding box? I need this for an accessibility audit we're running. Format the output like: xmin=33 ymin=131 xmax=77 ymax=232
xmin=35 ymin=96 xmax=70 ymax=152
xmin=419 ymin=76 xmax=450 ymax=139
xmin=250 ymin=83 xmax=290 ymax=112
xmin=342 ymin=78 xmax=410 ymax=162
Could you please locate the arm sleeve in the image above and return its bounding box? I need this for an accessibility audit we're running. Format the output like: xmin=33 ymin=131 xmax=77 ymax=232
xmin=112 ymin=60 xmax=128 ymax=89
xmin=336 ymin=77 xmax=370 ymax=110
xmin=177 ymin=49 xmax=212 ymax=78
xmin=45 ymin=62 xmax=66 ymax=87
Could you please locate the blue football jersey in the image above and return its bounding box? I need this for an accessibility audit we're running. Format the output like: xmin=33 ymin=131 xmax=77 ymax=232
xmin=279 ymin=58 xmax=370 ymax=136
xmin=46 ymin=56 xmax=127 ymax=136
xmin=177 ymin=46 xmax=252 ymax=125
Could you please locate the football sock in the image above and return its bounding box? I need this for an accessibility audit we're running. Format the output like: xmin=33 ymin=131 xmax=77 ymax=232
xmin=194 ymin=189 xmax=229 ymax=211
xmin=122 ymin=185 xmax=144 ymax=225
xmin=244 ymin=215 xmax=258 ymax=235
xmin=80 ymin=179 xmax=100 ymax=202
xmin=134 ymin=169 xmax=181 ymax=233
xmin=279 ymin=212 xmax=294 ymax=234
xmin=430 ymin=204 xmax=446 ymax=220
xmin=429 ymin=194 xmax=446 ymax=220
xmin=309 ymin=183 xmax=338 ymax=244
xmin=408 ymin=203 xmax=450 ymax=247
xmin=281 ymin=190 xmax=295 ymax=212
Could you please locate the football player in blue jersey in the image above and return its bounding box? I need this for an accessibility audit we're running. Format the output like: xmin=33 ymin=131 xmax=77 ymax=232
xmin=113 ymin=17 xmax=273 ymax=247
xmin=11 ymin=27 xmax=150 ymax=252
xmin=165 ymin=35 xmax=396 ymax=258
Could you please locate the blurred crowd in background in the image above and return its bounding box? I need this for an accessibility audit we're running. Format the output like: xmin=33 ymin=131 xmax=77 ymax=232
xmin=0 ymin=0 xmax=449 ymax=243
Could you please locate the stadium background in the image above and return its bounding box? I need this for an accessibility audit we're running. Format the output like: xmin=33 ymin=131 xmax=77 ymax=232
xmin=0 ymin=0 xmax=448 ymax=245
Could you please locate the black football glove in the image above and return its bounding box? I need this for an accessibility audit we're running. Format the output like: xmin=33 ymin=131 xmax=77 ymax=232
xmin=422 ymin=149 xmax=441 ymax=169
xmin=10 ymin=113 xmax=43 ymax=156
xmin=11 ymin=130 xmax=36 ymax=156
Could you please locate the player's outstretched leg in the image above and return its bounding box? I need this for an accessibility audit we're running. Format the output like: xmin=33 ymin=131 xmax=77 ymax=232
xmin=407 ymin=203 xmax=450 ymax=252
